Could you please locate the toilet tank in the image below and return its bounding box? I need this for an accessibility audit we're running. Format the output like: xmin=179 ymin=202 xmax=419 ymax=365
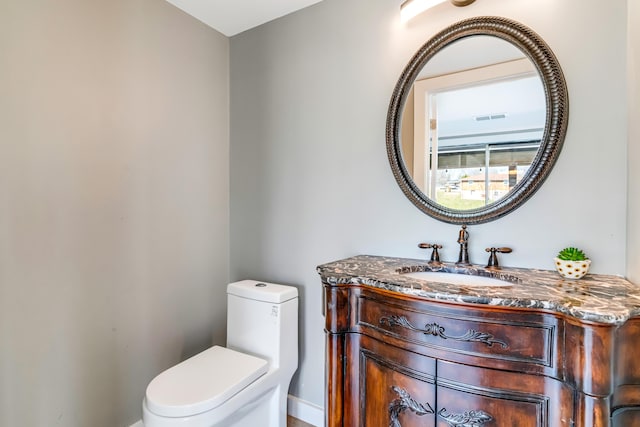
xmin=226 ymin=280 xmax=298 ymax=370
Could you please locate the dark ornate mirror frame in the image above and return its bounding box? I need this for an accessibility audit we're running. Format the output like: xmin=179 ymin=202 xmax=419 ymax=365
xmin=386 ymin=16 xmax=568 ymax=224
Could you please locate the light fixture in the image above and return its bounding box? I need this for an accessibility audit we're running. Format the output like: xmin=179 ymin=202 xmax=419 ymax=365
xmin=400 ymin=0 xmax=476 ymax=22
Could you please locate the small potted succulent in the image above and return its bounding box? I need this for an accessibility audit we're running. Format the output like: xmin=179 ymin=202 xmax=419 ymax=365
xmin=554 ymin=247 xmax=591 ymax=279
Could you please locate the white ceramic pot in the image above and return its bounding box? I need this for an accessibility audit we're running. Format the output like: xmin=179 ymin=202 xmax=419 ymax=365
xmin=554 ymin=257 xmax=591 ymax=279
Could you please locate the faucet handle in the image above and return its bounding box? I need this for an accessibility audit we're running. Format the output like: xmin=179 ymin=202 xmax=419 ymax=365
xmin=418 ymin=243 xmax=443 ymax=264
xmin=485 ymin=247 xmax=512 ymax=269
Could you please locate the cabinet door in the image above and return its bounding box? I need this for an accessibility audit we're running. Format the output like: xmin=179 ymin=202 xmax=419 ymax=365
xmin=436 ymin=382 xmax=543 ymax=427
xmin=346 ymin=334 xmax=437 ymax=427
xmin=437 ymin=361 xmax=574 ymax=427
xmin=612 ymin=407 xmax=640 ymax=426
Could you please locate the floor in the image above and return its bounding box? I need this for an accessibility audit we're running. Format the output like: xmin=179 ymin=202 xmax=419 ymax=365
xmin=287 ymin=415 xmax=315 ymax=427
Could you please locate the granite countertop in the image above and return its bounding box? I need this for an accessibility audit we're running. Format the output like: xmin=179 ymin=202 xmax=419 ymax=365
xmin=316 ymin=255 xmax=640 ymax=325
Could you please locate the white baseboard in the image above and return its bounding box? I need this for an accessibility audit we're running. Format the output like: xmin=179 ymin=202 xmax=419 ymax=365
xmin=287 ymin=394 xmax=324 ymax=426
xmin=129 ymin=395 xmax=324 ymax=427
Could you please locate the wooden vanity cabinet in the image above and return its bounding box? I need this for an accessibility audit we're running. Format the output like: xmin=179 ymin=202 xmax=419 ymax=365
xmin=324 ymin=284 xmax=640 ymax=427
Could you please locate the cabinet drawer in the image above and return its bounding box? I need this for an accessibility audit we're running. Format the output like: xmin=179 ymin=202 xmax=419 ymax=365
xmin=356 ymin=292 xmax=559 ymax=373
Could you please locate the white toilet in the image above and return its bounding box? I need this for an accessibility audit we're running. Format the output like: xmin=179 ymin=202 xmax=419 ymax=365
xmin=142 ymin=280 xmax=299 ymax=427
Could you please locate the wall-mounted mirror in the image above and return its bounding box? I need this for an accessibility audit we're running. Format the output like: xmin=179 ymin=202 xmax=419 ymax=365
xmin=387 ymin=17 xmax=568 ymax=224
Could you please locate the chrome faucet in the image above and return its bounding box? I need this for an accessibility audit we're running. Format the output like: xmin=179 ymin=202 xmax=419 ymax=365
xmin=456 ymin=225 xmax=471 ymax=266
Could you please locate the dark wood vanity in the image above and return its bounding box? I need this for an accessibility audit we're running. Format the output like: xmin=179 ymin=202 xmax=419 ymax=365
xmin=319 ymin=256 xmax=640 ymax=427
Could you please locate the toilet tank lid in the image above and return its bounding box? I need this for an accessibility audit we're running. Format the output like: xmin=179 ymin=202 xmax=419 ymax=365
xmin=227 ymin=280 xmax=298 ymax=303
xmin=145 ymin=346 xmax=268 ymax=418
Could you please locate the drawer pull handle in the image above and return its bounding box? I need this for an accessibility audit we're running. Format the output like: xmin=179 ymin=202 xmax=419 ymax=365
xmin=380 ymin=315 xmax=508 ymax=349
xmin=389 ymin=386 xmax=434 ymax=427
xmin=438 ymin=408 xmax=493 ymax=427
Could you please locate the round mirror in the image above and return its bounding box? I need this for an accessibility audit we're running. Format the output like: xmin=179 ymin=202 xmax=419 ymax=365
xmin=387 ymin=17 xmax=568 ymax=224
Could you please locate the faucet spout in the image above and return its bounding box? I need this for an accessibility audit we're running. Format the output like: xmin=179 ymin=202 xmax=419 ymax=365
xmin=456 ymin=225 xmax=471 ymax=266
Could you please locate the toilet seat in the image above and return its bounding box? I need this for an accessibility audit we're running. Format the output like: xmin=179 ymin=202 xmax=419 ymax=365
xmin=145 ymin=346 xmax=268 ymax=418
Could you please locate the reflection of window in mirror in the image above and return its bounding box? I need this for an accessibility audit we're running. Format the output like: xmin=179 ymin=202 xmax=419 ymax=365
xmin=409 ymin=58 xmax=545 ymax=210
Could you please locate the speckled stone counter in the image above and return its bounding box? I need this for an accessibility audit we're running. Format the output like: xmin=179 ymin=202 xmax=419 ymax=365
xmin=317 ymin=255 xmax=640 ymax=325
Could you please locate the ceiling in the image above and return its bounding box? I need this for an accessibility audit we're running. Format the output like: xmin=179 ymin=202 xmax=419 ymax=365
xmin=164 ymin=0 xmax=325 ymax=37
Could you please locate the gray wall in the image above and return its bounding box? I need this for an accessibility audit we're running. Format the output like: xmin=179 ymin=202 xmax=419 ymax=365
xmin=230 ymin=0 xmax=629 ymax=408
xmin=0 ymin=1 xmax=229 ymax=426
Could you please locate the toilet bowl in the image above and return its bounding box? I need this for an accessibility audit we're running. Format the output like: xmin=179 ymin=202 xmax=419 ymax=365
xmin=142 ymin=280 xmax=299 ymax=427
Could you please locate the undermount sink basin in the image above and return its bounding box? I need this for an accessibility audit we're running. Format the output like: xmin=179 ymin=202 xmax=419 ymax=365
xmin=403 ymin=271 xmax=513 ymax=287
